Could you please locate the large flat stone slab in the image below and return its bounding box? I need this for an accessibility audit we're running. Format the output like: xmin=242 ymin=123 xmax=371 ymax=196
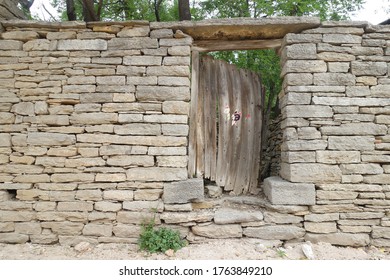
xmin=163 ymin=178 xmax=204 ymax=204
xmin=244 ymin=225 xmax=305 ymax=240
xmin=305 ymin=233 xmax=370 ymax=247
xmin=263 ymin=176 xmax=315 ymax=205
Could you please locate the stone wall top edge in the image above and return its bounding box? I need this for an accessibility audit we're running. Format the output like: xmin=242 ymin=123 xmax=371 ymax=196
xmin=0 ymin=19 xmax=150 ymax=30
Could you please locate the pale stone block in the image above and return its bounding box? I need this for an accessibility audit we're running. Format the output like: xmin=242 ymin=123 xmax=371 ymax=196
xmin=123 ymin=56 xmax=161 ymax=66
xmin=148 ymin=147 xmax=187 ymax=156
xmin=304 ymin=213 xmax=339 ymax=222
xmin=214 ymin=208 xmax=263 ymax=224
xmin=106 ymin=155 xmax=154 ymax=167
xmin=163 ymin=178 xmax=204 ymax=203
xmin=160 ymin=211 xmax=212 ymax=223
xmin=41 ymin=221 xmax=84 ymax=235
xmin=108 ymin=37 xmax=158 ymax=50
xmin=192 ymin=224 xmax=242 ymax=238
xmin=0 ymin=222 xmax=14 ymax=232
xmin=281 ymin=140 xmax=327 ymax=151
xmin=305 ymin=233 xmax=369 ymax=246
xmin=27 ymin=132 xmax=75 ymax=146
xmin=328 ymin=62 xmax=350 ymax=73
xmin=244 ymin=225 xmax=305 ymax=240
xmin=146 ymin=66 xmax=190 ymax=77
xmin=340 ymin=163 xmax=383 ymax=175
xmin=163 ymin=57 xmax=190 ymax=66
xmin=316 ymin=190 xmax=358 ymax=200
xmin=50 ymin=173 xmax=95 ymax=183
xmin=150 ymin=29 xmax=173 ymax=39
xmin=14 ymin=222 xmax=41 ymax=234
xmin=123 ymin=200 xmax=163 ymax=212
xmin=297 ymin=127 xmax=321 ymax=140
xmin=0 ymin=40 xmax=23 ymax=50
xmin=281 ymin=151 xmax=316 ymax=163
xmin=168 ymin=46 xmax=191 ymax=56
xmin=323 ymin=34 xmax=362 ymax=44
xmin=117 ymin=211 xmax=161 ymax=225
xmin=75 ymin=190 xmax=102 ymax=201
xmin=328 ymin=136 xmax=375 ymax=151
xmin=0 ymin=134 xmax=11 ymax=147
xmin=280 ymin=163 xmax=342 ymax=183
xmin=264 ymin=212 xmax=302 ymax=224
xmin=283 ymin=105 xmax=333 ymax=118
xmin=304 ymin=222 xmax=337 ymax=233
xmin=94 ymin=201 xmax=122 ymax=212
xmin=282 ymin=43 xmax=317 ymax=60
xmin=283 ymin=73 xmax=313 ymax=86
xmin=162 ymin=124 xmax=189 ymax=136
xmin=117 ymin=26 xmax=150 ymax=37
xmin=263 ymin=176 xmax=315 ymax=205
xmin=144 ymin=114 xmax=188 ymax=124
xmin=113 ymin=224 xmax=141 ymax=238
xmin=282 ymin=60 xmax=327 ymax=75
xmin=158 ymin=76 xmax=190 ymax=86
xmin=127 ymin=76 xmax=157 ymax=86
xmin=351 ymin=61 xmax=388 ymax=76
xmin=281 ymin=92 xmax=312 ymax=105
xmin=0 ymin=211 xmax=36 ymax=222
xmin=11 ymin=102 xmax=34 ymax=116
xmin=313 ymin=73 xmax=355 ymax=86
xmin=58 ymin=39 xmax=107 ymax=50
xmin=157 ymin=156 xmax=187 ymax=167
xmin=316 ymin=151 xmax=360 ymax=164
xmin=0 ymin=233 xmax=29 ymax=244
xmin=95 ymin=173 xmax=126 ymax=182
xmin=82 ymin=224 xmax=112 ymax=237
xmin=136 ymin=86 xmax=190 ymax=102
xmin=100 ymin=145 xmax=147 ymax=156
xmin=159 ymin=37 xmax=192 ymax=47
xmin=70 ymin=113 xmax=118 ymax=125
xmin=1 ymin=31 xmax=39 ymax=42
xmin=103 ymin=190 xmax=133 ymax=201
xmin=114 ymin=124 xmax=161 ymax=136
xmin=162 ymin=101 xmax=189 ymax=115
xmin=34 ymin=202 xmax=57 ymax=212
xmin=47 ymin=32 xmax=76 ymax=40
xmin=317 ymin=52 xmax=355 ymax=62
xmin=356 ymin=76 xmax=377 ymax=85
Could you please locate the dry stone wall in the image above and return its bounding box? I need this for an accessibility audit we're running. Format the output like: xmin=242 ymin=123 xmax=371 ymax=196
xmin=1 ymin=19 xmax=390 ymax=248
xmin=277 ymin=21 xmax=390 ymax=247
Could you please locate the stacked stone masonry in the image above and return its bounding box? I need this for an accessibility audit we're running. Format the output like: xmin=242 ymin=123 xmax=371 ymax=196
xmin=0 ymin=19 xmax=390 ymax=247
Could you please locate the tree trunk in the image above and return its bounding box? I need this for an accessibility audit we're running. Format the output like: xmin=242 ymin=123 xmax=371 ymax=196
xmin=66 ymin=0 xmax=76 ymax=21
xmin=178 ymin=0 xmax=191 ymax=21
xmin=154 ymin=0 xmax=162 ymax=22
xmin=81 ymin=0 xmax=99 ymax=22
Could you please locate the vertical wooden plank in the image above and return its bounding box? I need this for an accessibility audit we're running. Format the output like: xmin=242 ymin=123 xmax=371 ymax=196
xmin=210 ymin=59 xmax=218 ymax=181
xmin=188 ymin=51 xmax=199 ymax=178
xmin=233 ymin=68 xmax=252 ymax=194
xmin=196 ymin=55 xmax=205 ymax=177
xmin=203 ymin=56 xmax=212 ymax=179
xmin=249 ymin=73 xmax=264 ymax=193
xmin=225 ymin=64 xmax=242 ymax=192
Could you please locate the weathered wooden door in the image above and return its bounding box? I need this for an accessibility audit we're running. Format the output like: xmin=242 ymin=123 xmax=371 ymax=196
xmin=189 ymin=54 xmax=264 ymax=195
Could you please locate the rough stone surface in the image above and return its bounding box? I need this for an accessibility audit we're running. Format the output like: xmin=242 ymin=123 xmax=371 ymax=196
xmin=214 ymin=208 xmax=263 ymax=224
xmin=305 ymin=233 xmax=370 ymax=247
xmin=163 ymin=178 xmax=204 ymax=204
xmin=192 ymin=224 xmax=242 ymax=238
xmin=263 ymin=176 xmax=315 ymax=205
xmin=244 ymin=225 xmax=305 ymax=240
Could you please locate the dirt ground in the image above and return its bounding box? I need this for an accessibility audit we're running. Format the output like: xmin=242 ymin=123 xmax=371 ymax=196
xmin=1 ymin=238 xmax=390 ymax=260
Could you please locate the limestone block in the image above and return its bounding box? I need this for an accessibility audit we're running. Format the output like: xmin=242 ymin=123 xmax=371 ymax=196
xmin=30 ymin=234 xmax=58 ymax=244
xmin=14 ymin=222 xmax=42 ymax=234
xmin=356 ymin=76 xmax=377 ymax=86
xmin=123 ymin=200 xmax=163 ymax=212
xmin=323 ymin=34 xmax=362 ymax=44
xmin=280 ymin=163 xmax=342 ymax=183
xmin=117 ymin=26 xmax=150 ymax=37
xmin=313 ymin=73 xmax=355 ymax=86
xmin=148 ymin=147 xmax=187 ymax=156
xmin=117 ymin=211 xmax=161 ymax=225
xmin=144 ymin=114 xmax=188 ymax=124
xmin=158 ymin=76 xmax=190 ymax=87
xmin=304 ymin=222 xmax=337 ymax=233
xmin=283 ymin=34 xmax=322 ymax=44
xmin=309 ymin=204 xmax=361 ymax=214
xmin=94 ymin=201 xmax=122 ymax=212
xmin=100 ymin=145 xmax=147 ymax=156
xmin=316 ymin=190 xmax=358 ymax=200
xmin=316 ymin=151 xmax=360 ymax=164
xmin=282 ymin=60 xmax=327 ymax=75
xmin=168 ymin=46 xmax=191 ymax=56
xmin=328 ymin=62 xmax=350 ymax=73
xmin=160 ymin=211 xmax=213 ymax=224
xmin=0 ymin=112 xmax=15 ymax=124
xmin=282 ymin=43 xmax=317 ymax=60
xmin=0 ymin=222 xmax=14 ymax=232
xmin=244 ymin=225 xmax=305 ymax=240
xmin=162 ymin=101 xmax=189 ymax=115
xmin=14 ymin=174 xmax=50 ymax=183
xmin=0 ymin=233 xmax=29 ymax=244
xmin=58 ymin=39 xmax=107 ymax=50
xmin=339 ymin=226 xmax=372 ymax=233
xmin=340 ymin=164 xmax=383 ymax=175
xmin=264 ymin=212 xmax=303 ymax=224
xmin=304 ymin=213 xmax=339 ymax=222
xmin=1 ymin=31 xmax=39 ymax=42
xmin=0 ymin=211 xmax=36 ymax=222
xmin=47 ymin=32 xmax=76 ymax=40
xmin=118 ymin=114 xmax=143 ymax=123
xmin=70 ymin=113 xmax=118 ymax=125
xmin=281 ymin=140 xmax=327 ymax=151
xmin=113 ymin=224 xmax=141 ymax=238
xmin=363 ymin=174 xmax=390 ymax=184
xmin=123 ymin=56 xmax=161 ymax=66
xmin=351 ymin=61 xmax=388 ymax=76
xmin=57 ymin=202 xmax=93 ymax=212
xmin=157 ymin=156 xmax=187 ymax=168
xmin=0 ymin=40 xmax=23 ymax=50
xmin=214 ymin=208 xmax=263 ymax=224
xmin=102 ymin=102 xmax=160 ymax=113
xmin=317 ymin=52 xmax=355 ymax=62
xmin=159 ymin=37 xmax=193 ymax=47
xmin=0 ymin=133 xmax=11 ymax=147
xmin=102 ymin=190 xmax=133 ymax=202
xmin=305 ymin=233 xmax=369 ymax=247
xmin=0 ymin=201 xmax=32 ymax=210
xmin=27 ymin=132 xmax=75 ymax=146
xmin=134 ymin=189 xmax=163 ymax=201
xmin=328 ymin=136 xmax=375 ymax=151
xmin=82 ymin=224 xmax=112 ymax=237
xmin=192 ymin=224 xmax=242 ymax=238
xmin=127 ymin=76 xmax=157 ymax=86
xmin=75 ymin=190 xmax=102 ymax=201
xmin=114 ymin=124 xmax=161 ymax=136
xmin=106 ymin=155 xmax=153 ymax=167
xmin=283 ymin=105 xmax=333 ymax=118
xmin=11 ymin=102 xmax=34 ymax=116
xmin=263 ymin=176 xmax=315 ymax=205
xmin=146 ymin=66 xmax=190 ymax=77
xmin=283 ymin=73 xmax=313 ymax=86
xmin=150 ymin=29 xmax=173 ymax=39
xmin=108 ymin=38 xmax=158 ymax=50
xmin=371 ymin=85 xmax=390 ymax=97
xmin=126 ymin=167 xmax=187 ymax=182
xmin=281 ymin=151 xmax=316 ymax=163
xmin=34 ymin=202 xmax=57 ymax=212
xmin=136 ymin=86 xmax=190 ymax=102
xmin=41 ymin=221 xmax=84 ymax=235
xmin=95 ymin=173 xmax=126 ymax=182
xmin=163 ymin=178 xmax=204 ymax=204
xmin=297 ymin=127 xmax=321 ymax=140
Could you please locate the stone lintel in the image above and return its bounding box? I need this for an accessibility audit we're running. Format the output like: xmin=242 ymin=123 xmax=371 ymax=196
xmin=263 ymin=176 xmax=315 ymax=205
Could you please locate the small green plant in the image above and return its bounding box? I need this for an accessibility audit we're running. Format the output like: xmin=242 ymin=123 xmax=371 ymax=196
xmin=276 ymin=248 xmax=287 ymax=258
xmin=139 ymin=220 xmax=186 ymax=253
